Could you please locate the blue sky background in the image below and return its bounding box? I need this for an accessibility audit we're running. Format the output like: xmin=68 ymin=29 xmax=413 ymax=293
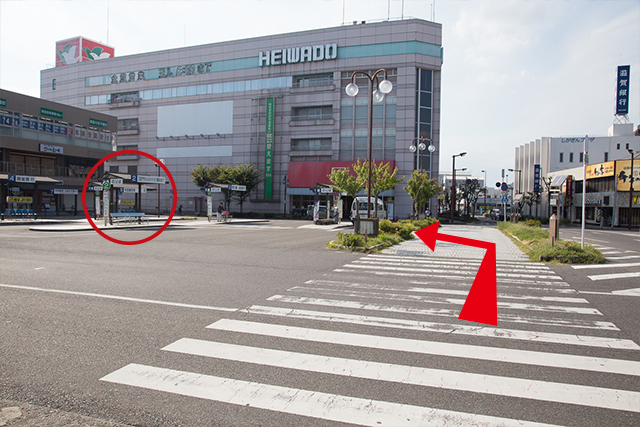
xmin=0 ymin=0 xmax=638 ymax=185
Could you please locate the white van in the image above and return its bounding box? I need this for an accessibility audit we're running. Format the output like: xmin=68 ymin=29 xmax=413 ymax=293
xmin=350 ymin=197 xmax=386 ymax=221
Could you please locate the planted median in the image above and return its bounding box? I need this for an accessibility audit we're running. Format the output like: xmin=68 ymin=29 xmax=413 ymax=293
xmin=327 ymin=218 xmax=439 ymax=253
xmin=497 ymin=221 xmax=606 ymax=264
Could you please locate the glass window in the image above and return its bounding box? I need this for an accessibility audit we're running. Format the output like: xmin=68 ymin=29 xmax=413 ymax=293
xmin=177 ymin=86 xmax=187 ymax=97
xmin=141 ymin=90 xmax=152 ymax=100
xmin=559 ymin=153 xmax=564 ymax=163
xmin=152 ymin=89 xmax=162 ymax=99
xmin=340 ymin=107 xmax=352 ymax=124
xmin=251 ymin=79 xmax=261 ymax=91
xmin=223 ymin=82 xmax=233 ymax=93
xmin=341 ymin=98 xmax=353 ymax=106
xmin=187 ymin=86 xmax=197 ymax=96
xmin=385 ymin=104 xmax=396 ymax=122
xmin=234 ymin=81 xmax=244 ymax=92
xmin=419 ymin=93 xmax=431 ymax=108
xmin=162 ymin=88 xmax=172 ymax=98
xmin=99 ymin=94 xmax=108 ymax=104
xmin=569 ymin=152 xmax=574 ymax=162
xmin=211 ymin=83 xmax=222 ymax=94
xmin=197 ymin=85 xmax=207 ymax=95
xmin=245 ymin=81 xmax=252 ymax=91
xmin=420 ymin=69 xmax=432 ymax=92
xmin=419 ymin=107 xmax=431 ymax=124
xmin=604 ymin=152 xmax=609 ymax=162
xmin=85 ymin=96 xmax=91 ymax=106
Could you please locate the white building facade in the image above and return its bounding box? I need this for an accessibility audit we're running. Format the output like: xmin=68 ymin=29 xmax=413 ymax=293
xmin=515 ymin=123 xmax=640 ymax=226
xmin=40 ymin=19 xmax=443 ymax=219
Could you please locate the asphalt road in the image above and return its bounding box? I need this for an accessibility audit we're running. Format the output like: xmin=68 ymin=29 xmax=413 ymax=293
xmin=0 ymin=220 xmax=638 ymax=427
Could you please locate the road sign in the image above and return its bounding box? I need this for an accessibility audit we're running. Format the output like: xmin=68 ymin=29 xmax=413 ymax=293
xmin=500 ymin=183 xmax=508 ymax=192
xmin=102 ymin=181 xmax=111 ymax=190
xmin=228 ymin=184 xmax=246 ymax=191
xmin=118 ymin=188 xmax=124 ymax=195
xmin=110 ymin=179 xmax=123 ymax=185
xmin=501 ymin=195 xmax=509 ymax=203
xmin=131 ymin=175 xmax=165 ymax=184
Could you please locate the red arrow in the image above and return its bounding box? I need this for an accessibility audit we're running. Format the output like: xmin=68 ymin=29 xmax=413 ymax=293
xmin=415 ymin=222 xmax=497 ymax=326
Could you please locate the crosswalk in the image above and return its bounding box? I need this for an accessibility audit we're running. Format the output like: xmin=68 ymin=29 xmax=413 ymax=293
xmin=566 ymin=235 xmax=640 ymax=283
xmin=101 ymin=252 xmax=640 ymax=426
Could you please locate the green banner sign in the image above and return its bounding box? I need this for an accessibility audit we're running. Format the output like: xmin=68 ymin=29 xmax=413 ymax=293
xmin=0 ymin=98 xmax=6 ymax=108
xmin=40 ymin=107 xmax=63 ymax=119
xmin=265 ymin=98 xmax=274 ymax=199
xmin=89 ymin=118 xmax=108 ymax=128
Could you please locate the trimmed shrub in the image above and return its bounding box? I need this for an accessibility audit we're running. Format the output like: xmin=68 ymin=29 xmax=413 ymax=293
xmin=524 ymin=219 xmax=541 ymax=228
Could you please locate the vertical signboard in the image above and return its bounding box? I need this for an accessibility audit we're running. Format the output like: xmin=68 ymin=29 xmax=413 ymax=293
xmin=265 ymin=98 xmax=274 ymax=199
xmin=533 ymin=164 xmax=541 ymax=193
xmin=616 ymin=65 xmax=630 ymax=115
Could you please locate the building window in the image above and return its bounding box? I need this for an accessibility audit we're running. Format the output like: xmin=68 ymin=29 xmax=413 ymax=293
xmin=110 ymin=91 xmax=140 ymax=104
xmin=292 ymin=106 xmax=332 ymax=121
xmin=109 ymin=166 xmax=119 ymax=173
xmin=117 ymin=118 xmax=139 ymax=131
xmin=579 ymin=152 xmax=584 ymax=162
xmin=291 ymin=138 xmax=332 ymax=151
xmin=617 ymin=143 xmax=620 ymax=150
xmin=293 ymin=73 xmax=333 ymax=88
xmin=559 ymin=152 xmax=564 ymax=163
xmin=52 ymin=79 xmax=56 ymax=90
xmin=626 ymin=143 xmax=630 ymax=149
xmin=127 ymin=165 xmax=138 ymax=175
xmin=604 ymin=152 xmax=609 ymax=162
xmin=569 ymin=152 xmax=574 ymax=162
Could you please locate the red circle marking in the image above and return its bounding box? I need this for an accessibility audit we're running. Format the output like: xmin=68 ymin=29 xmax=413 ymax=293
xmin=81 ymin=150 xmax=177 ymax=245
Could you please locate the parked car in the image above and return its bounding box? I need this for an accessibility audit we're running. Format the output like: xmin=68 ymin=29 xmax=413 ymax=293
xmin=491 ymin=208 xmax=510 ymax=221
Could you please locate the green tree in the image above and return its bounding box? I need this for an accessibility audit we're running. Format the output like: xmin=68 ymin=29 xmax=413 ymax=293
xmin=328 ymin=161 xmax=365 ymax=219
xmin=353 ymin=161 xmax=403 ymax=218
xmin=404 ymin=171 xmax=441 ymax=221
xmin=229 ymin=163 xmax=261 ymax=213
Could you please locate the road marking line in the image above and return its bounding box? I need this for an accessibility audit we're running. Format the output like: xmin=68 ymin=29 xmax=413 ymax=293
xmin=267 ymin=294 xmax=604 ymax=323
xmin=568 ymin=237 xmax=611 ymax=243
xmin=271 ymin=293 xmax=616 ymax=330
xmin=163 ymin=338 xmax=640 ymax=413
xmin=207 ymin=319 xmax=637 ymax=376
xmin=573 ymin=262 xmax=640 ymax=270
xmin=333 ymin=268 xmax=571 ymax=286
xmin=357 ymin=258 xmax=551 ymax=274
xmin=34 ymin=267 xmax=45 ymax=270
xmin=100 ymin=363 xmax=561 ymax=427
xmin=582 ymin=288 xmax=640 ymax=297
xmin=365 ymin=255 xmax=550 ymax=270
xmin=588 ymin=272 xmax=640 ymax=281
xmin=343 ymin=263 xmax=563 ymax=280
xmin=241 ymin=306 xmax=640 ymax=350
xmin=604 ymin=255 xmax=640 ymax=260
xmin=601 ymin=251 xmax=622 ymax=255
xmin=302 ymin=280 xmax=588 ymax=303
xmin=0 ymin=283 xmax=238 ymax=312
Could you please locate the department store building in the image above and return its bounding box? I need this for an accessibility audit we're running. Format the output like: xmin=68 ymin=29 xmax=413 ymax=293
xmin=40 ymin=19 xmax=443 ymax=218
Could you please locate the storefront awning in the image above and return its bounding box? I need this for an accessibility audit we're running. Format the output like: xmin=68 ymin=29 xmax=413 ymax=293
xmin=288 ymin=160 xmax=395 ymax=188
xmin=0 ymin=174 xmax=63 ymax=184
xmin=550 ymin=175 xmax=567 ymax=187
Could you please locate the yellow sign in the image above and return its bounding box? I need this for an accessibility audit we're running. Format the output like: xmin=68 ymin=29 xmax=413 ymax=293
xmin=586 ymin=161 xmax=615 ymax=179
xmin=7 ymin=197 xmax=33 ymax=203
xmin=615 ymin=160 xmax=640 ymax=191
xmin=120 ymin=200 xmax=135 ymax=205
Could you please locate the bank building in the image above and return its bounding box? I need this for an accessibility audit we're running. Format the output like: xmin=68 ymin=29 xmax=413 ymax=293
xmin=40 ymin=19 xmax=443 ymax=219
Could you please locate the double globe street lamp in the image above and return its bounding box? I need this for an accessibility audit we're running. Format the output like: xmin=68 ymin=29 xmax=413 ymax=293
xmin=345 ymin=69 xmax=393 ymax=220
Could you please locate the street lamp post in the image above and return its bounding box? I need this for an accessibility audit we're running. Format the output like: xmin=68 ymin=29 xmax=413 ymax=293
xmin=481 ymin=169 xmax=487 ymax=215
xmin=346 ymin=69 xmax=392 ymax=220
xmin=409 ymin=137 xmax=436 ymax=218
xmin=450 ymin=152 xmax=467 ymax=224
xmin=155 ymin=158 xmax=165 ymax=218
xmin=509 ymin=168 xmax=522 ymax=215
xmin=628 ymin=149 xmax=635 ymax=230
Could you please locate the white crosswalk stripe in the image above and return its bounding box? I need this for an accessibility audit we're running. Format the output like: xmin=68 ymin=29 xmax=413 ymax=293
xmin=101 ymin=250 xmax=640 ymax=426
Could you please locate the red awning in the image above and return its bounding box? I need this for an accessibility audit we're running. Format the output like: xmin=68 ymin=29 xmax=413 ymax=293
xmin=288 ymin=160 xmax=395 ymax=188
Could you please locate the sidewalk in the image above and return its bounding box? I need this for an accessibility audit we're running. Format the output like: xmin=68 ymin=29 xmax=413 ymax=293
xmin=0 ymin=215 xmax=268 ymax=232
xmin=383 ymin=224 xmax=529 ymax=261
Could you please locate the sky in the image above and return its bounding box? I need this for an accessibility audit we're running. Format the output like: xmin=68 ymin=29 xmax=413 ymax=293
xmin=0 ymin=0 xmax=639 ymax=186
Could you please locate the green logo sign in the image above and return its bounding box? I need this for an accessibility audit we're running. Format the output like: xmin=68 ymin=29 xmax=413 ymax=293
xmin=0 ymin=98 xmax=6 ymax=108
xmin=102 ymin=181 xmax=111 ymax=190
xmin=90 ymin=118 xmax=108 ymax=128
xmin=264 ymin=98 xmax=274 ymax=199
xmin=40 ymin=107 xmax=63 ymax=119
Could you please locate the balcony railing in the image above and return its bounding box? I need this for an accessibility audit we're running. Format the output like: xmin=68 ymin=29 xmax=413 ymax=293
xmin=0 ymin=161 xmax=101 ymax=179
